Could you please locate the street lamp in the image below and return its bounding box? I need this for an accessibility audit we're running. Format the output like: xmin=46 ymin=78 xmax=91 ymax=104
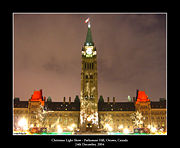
xmin=68 ymin=123 xmax=77 ymax=132
xmin=105 ymin=124 xmax=113 ymax=132
xmin=123 ymin=128 xmax=129 ymax=134
xmin=57 ymin=125 xmax=63 ymax=133
xmin=18 ymin=118 xmax=28 ymax=131
xmin=118 ymin=125 xmax=123 ymax=133
xmin=68 ymin=126 xmax=74 ymax=131
xmin=150 ymin=127 xmax=157 ymax=133
xmin=118 ymin=125 xmax=123 ymax=129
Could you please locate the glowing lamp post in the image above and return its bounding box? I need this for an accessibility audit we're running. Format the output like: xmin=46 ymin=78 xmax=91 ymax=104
xmin=68 ymin=123 xmax=76 ymax=132
xmin=118 ymin=125 xmax=123 ymax=132
xmin=123 ymin=128 xmax=129 ymax=134
xmin=150 ymin=127 xmax=157 ymax=134
xmin=105 ymin=124 xmax=113 ymax=132
xmin=68 ymin=126 xmax=74 ymax=131
xmin=108 ymin=126 xmax=113 ymax=132
xmin=119 ymin=125 xmax=123 ymax=129
xmin=57 ymin=125 xmax=63 ymax=133
xmin=18 ymin=118 xmax=28 ymax=131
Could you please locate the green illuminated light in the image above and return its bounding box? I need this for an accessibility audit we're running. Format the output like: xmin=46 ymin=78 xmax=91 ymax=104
xmin=30 ymin=132 xmax=73 ymax=135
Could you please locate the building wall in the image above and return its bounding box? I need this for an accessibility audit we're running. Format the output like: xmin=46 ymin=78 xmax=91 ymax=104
xmin=135 ymin=101 xmax=151 ymax=128
xmin=13 ymin=101 xmax=166 ymax=132
xmin=98 ymin=111 xmax=134 ymax=132
xmin=151 ymin=109 xmax=166 ymax=130
xmin=45 ymin=111 xmax=80 ymax=132
xmin=13 ymin=108 xmax=28 ymax=129
xmin=13 ymin=107 xmax=80 ymax=132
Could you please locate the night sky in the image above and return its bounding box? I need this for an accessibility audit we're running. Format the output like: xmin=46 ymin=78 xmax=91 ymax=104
xmin=14 ymin=13 xmax=166 ymax=102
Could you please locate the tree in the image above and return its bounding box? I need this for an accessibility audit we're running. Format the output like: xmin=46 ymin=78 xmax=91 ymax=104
xmin=47 ymin=96 xmax=52 ymax=102
xmin=100 ymin=114 xmax=113 ymax=131
xmin=130 ymin=111 xmax=145 ymax=128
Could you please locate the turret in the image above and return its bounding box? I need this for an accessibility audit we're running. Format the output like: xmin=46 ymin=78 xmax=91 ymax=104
xmin=84 ymin=27 xmax=94 ymax=46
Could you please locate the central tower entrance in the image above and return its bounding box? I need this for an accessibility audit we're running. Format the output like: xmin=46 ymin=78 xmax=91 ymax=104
xmin=80 ymin=19 xmax=99 ymax=132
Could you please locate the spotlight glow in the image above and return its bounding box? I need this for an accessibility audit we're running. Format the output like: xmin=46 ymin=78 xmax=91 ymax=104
xmin=18 ymin=118 xmax=28 ymax=130
xmin=68 ymin=126 xmax=74 ymax=131
xmin=123 ymin=128 xmax=129 ymax=134
xmin=118 ymin=125 xmax=123 ymax=129
xmin=57 ymin=125 xmax=63 ymax=133
xmin=150 ymin=127 xmax=157 ymax=133
xmin=105 ymin=124 xmax=113 ymax=132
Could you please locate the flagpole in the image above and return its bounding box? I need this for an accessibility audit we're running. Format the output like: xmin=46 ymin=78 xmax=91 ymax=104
xmin=88 ymin=21 xmax=91 ymax=28
xmin=85 ymin=17 xmax=91 ymax=28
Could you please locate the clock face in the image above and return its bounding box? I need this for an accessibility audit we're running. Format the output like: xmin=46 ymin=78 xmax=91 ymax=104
xmin=86 ymin=48 xmax=92 ymax=55
xmin=85 ymin=46 xmax=93 ymax=55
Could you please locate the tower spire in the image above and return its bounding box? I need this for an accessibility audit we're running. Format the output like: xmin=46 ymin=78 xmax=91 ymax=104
xmin=84 ymin=17 xmax=94 ymax=46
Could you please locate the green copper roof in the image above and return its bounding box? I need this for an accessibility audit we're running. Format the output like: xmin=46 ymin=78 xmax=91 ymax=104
xmin=84 ymin=27 xmax=94 ymax=46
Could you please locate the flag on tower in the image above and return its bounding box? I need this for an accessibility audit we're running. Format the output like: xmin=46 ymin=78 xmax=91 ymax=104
xmin=85 ymin=17 xmax=90 ymax=23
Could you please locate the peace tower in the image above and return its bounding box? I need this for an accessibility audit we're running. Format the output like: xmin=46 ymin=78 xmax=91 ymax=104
xmin=80 ymin=20 xmax=99 ymax=132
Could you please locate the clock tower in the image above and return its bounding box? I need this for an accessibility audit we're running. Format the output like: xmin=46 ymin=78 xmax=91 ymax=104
xmin=80 ymin=20 xmax=99 ymax=132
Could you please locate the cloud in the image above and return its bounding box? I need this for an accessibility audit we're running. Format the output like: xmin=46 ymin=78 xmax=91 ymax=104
xmin=14 ymin=14 xmax=166 ymax=102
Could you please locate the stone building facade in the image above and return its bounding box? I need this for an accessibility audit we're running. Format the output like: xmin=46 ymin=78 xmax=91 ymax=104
xmin=13 ymin=94 xmax=166 ymax=133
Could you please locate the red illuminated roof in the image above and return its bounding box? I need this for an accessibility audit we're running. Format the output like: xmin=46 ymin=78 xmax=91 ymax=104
xmin=31 ymin=91 xmax=42 ymax=100
xmin=30 ymin=89 xmax=45 ymax=106
xmin=136 ymin=91 xmax=150 ymax=103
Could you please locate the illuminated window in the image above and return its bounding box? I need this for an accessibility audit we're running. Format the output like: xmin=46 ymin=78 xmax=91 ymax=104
xmin=90 ymin=75 xmax=93 ymax=79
